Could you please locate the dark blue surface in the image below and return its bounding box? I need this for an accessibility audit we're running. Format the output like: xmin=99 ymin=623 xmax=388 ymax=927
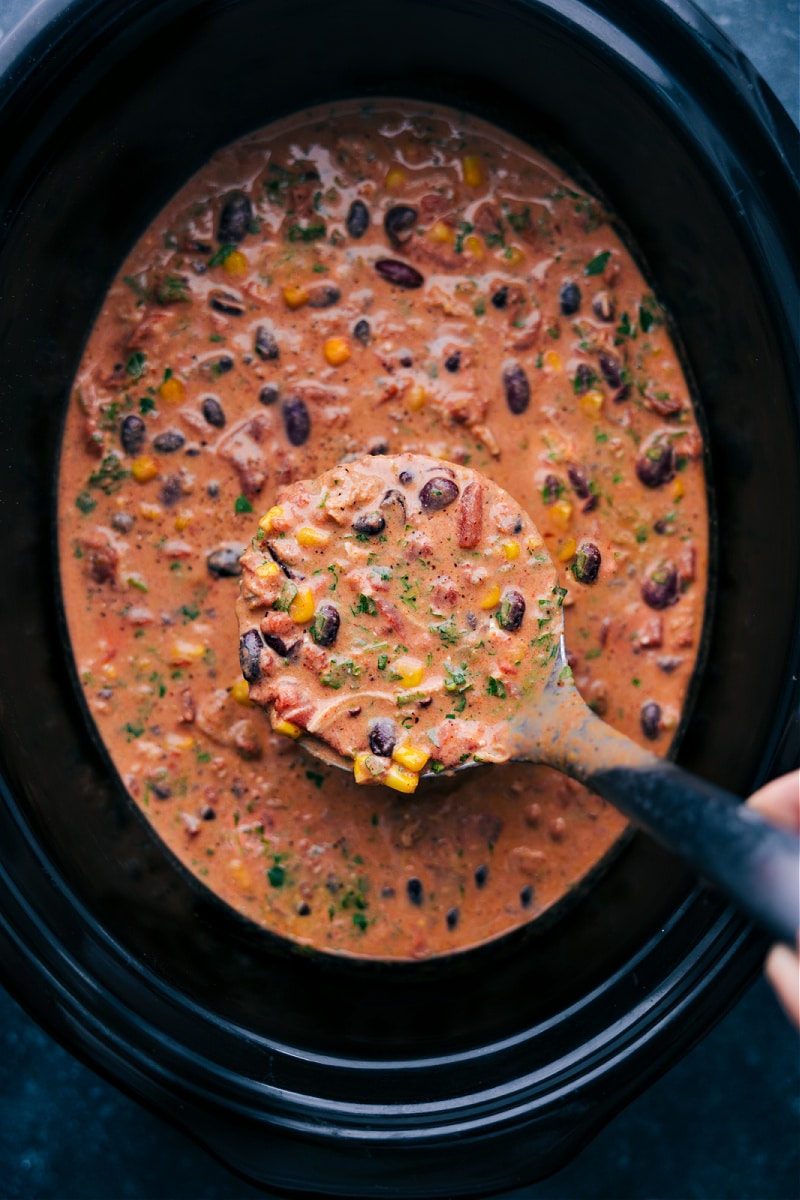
xmin=0 ymin=1 xmax=798 ymax=1197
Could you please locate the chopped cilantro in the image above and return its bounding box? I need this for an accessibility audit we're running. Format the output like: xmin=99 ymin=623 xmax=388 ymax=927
xmin=584 ymin=250 xmax=611 ymax=276
xmin=487 ymin=676 xmax=507 ymax=698
xmin=351 ymin=593 xmax=378 ymax=617
xmin=126 ymin=351 xmax=147 ymax=378
xmin=234 ymin=493 xmax=254 ymax=514
xmin=75 ymin=491 xmax=96 ymax=514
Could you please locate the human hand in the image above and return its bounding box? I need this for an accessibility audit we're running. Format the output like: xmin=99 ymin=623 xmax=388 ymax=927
xmin=748 ymin=771 xmax=800 ymax=1028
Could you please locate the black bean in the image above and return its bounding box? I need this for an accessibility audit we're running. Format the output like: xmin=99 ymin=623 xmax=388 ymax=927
xmin=542 ymin=474 xmax=561 ymax=506
xmin=592 ymin=291 xmax=615 ymax=322
xmin=353 ymin=511 xmax=386 ymax=536
xmin=572 ymin=541 xmax=601 ymax=584
xmin=642 ymin=565 xmax=680 ymax=610
xmin=262 ymin=632 xmax=293 ymax=658
xmin=399 ymin=353 xmax=413 ymax=367
xmin=446 ymin=907 xmax=459 ymax=930
xmin=491 ymin=285 xmax=508 ymax=309
xmin=384 ymin=204 xmax=418 ymax=246
xmin=496 ymin=589 xmax=525 ymax=632
xmin=353 ymin=318 xmax=371 ymax=345
xmin=296 ymin=901 xmax=311 ymax=917
xmin=159 ymin=475 xmax=182 ymax=507
xmin=502 ymin=362 xmax=530 ymax=415
xmin=152 ymin=430 xmax=185 ymax=454
xmin=207 ymin=481 xmax=220 ymax=498
xmin=520 ymin=885 xmax=534 ymax=908
xmin=636 ymin=442 xmax=676 ymax=488
xmin=346 ymin=199 xmax=370 ymax=239
xmin=398 ymin=470 xmax=414 ymax=485
xmin=266 ymin=543 xmax=303 ymax=580
xmin=239 ymin=629 xmax=263 ymax=682
xmin=640 ymin=701 xmax=662 ymax=740
xmin=559 ymin=281 xmax=581 ymax=315
xmin=201 ymin=396 xmax=226 ymax=428
xmin=307 ymin=284 xmax=341 ymax=309
xmin=368 ymin=439 xmax=388 ymax=456
xmin=368 ymin=718 xmax=397 ymax=758
xmin=381 ymin=488 xmax=407 ymax=520
xmin=111 ymin=512 xmax=134 ymax=533
xmin=374 ymin=259 xmax=424 ymax=289
xmin=259 ymin=384 xmax=279 ymax=406
xmin=310 ymin=602 xmax=340 ymax=648
xmin=406 ymin=877 xmax=423 ymax=906
xmin=200 ymin=806 xmax=216 ymax=821
xmin=474 ymin=864 xmax=489 ymax=888
xmin=381 ymin=886 xmax=396 ymax=899
xmin=209 ymin=289 xmax=245 ymax=316
xmin=210 ymin=355 xmax=234 ymax=375
xmin=567 ymin=463 xmax=591 ymax=499
xmin=254 ymin=325 xmax=279 ymax=360
xmin=444 ymin=351 xmax=461 ymax=373
xmin=151 ymin=782 xmax=172 ymax=800
xmin=206 ymin=547 xmax=242 ymax=578
xmin=573 ymin=363 xmax=594 ymax=395
xmin=598 ymin=352 xmax=623 ymax=388
xmin=419 ymin=476 xmax=459 ymax=511
xmin=282 ymin=396 xmax=311 ymax=446
xmin=120 ymin=414 xmax=146 ymax=455
xmin=217 ymin=191 xmax=253 ymax=243
xmin=613 ymin=384 xmax=631 ymax=404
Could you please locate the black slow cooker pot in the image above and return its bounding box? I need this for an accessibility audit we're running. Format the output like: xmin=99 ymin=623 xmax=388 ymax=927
xmin=0 ymin=1 xmax=798 ymax=1195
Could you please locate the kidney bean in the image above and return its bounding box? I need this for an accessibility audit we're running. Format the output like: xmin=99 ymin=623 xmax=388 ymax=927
xmin=567 ymin=463 xmax=591 ymax=499
xmin=152 ymin=430 xmax=185 ymax=453
xmin=592 ymin=291 xmax=615 ymax=321
xmin=262 ymin=632 xmax=295 ymax=658
xmin=353 ymin=318 xmax=371 ymax=345
xmin=346 ymin=199 xmax=370 ymax=238
xmin=496 ymin=589 xmax=525 ymax=632
xmin=206 ymin=547 xmax=242 ymax=577
xmin=307 ymin=284 xmax=341 ymax=309
xmin=542 ymin=474 xmax=561 ymax=506
xmin=368 ymin=717 xmax=397 ymax=757
xmin=374 ymin=259 xmax=424 ymax=289
xmin=491 ymin=285 xmax=508 ymax=309
xmin=201 ymin=396 xmax=226 ymax=428
xmin=120 ymin=414 xmax=146 ymax=455
xmin=209 ymin=289 xmax=245 ymax=316
xmin=640 ymin=701 xmax=662 ymax=740
xmin=353 ymin=511 xmax=386 ymax=535
xmin=282 ymin=396 xmax=311 ymax=446
xmin=572 ymin=541 xmax=601 ymax=584
xmin=641 ymin=565 xmax=679 ymax=609
xmin=255 ymin=325 xmax=279 ymax=360
xmin=259 ymin=383 xmax=279 ymax=406
xmin=238 ymin=629 xmax=264 ymax=682
xmin=636 ymin=441 xmax=676 ymax=488
xmin=310 ymin=602 xmax=340 ymax=648
xmin=598 ymin=352 xmax=623 ymax=388
xmin=384 ymin=204 xmax=418 ymax=246
xmin=217 ymin=191 xmax=253 ymax=243
xmin=502 ymin=363 xmax=530 ymax=415
xmin=457 ymin=481 xmax=483 ymax=548
xmin=560 ymin=281 xmax=581 ymax=315
xmin=419 ymin=477 xmax=459 ymax=511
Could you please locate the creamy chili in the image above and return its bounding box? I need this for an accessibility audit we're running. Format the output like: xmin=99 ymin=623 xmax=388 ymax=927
xmin=57 ymin=100 xmax=708 ymax=958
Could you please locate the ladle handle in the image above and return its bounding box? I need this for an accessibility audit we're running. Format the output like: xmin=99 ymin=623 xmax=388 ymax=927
xmin=512 ymin=693 xmax=799 ymax=947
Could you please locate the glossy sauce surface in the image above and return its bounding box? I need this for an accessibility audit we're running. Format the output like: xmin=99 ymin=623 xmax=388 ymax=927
xmin=57 ymin=101 xmax=707 ymax=958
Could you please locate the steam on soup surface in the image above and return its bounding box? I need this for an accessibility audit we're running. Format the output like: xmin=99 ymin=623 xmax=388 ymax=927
xmin=58 ymin=101 xmax=707 ymax=958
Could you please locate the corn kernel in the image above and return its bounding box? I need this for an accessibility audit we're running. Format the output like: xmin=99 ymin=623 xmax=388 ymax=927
xmin=255 ymin=560 xmax=280 ymax=579
xmin=228 ymin=858 xmax=252 ymax=889
xmin=100 ymin=662 xmax=118 ymax=681
xmin=463 ymin=234 xmax=485 ymax=260
xmin=504 ymin=245 xmax=525 ymax=267
xmin=289 ymin=587 xmax=315 ymax=624
xmin=353 ymin=752 xmax=387 ymax=784
xmin=406 ymin=382 xmax=426 ymax=411
xmin=558 ymin=537 xmax=577 ymax=563
xmin=259 ymin=505 xmax=284 ymax=533
xmin=543 ymin=350 xmax=562 ymax=371
xmin=174 ymin=511 xmax=192 ymax=532
xmin=384 ymin=166 xmax=406 ymax=190
xmin=166 ymin=732 xmax=194 ymax=752
xmin=222 ymin=249 xmax=247 ymax=275
xmin=131 ymin=455 xmax=159 ymax=483
xmin=385 ymin=762 xmax=420 ymax=794
xmin=580 ymin=389 xmax=605 ymax=417
xmin=231 ymin=679 xmax=252 ymax=706
xmin=462 ymin=154 xmax=484 ymax=188
xmin=392 ymin=743 xmax=430 ymax=772
xmin=323 ymin=336 xmax=352 ymax=367
xmin=550 ymin=499 xmax=573 ymax=530
xmin=527 ymin=531 xmax=545 ymax=552
xmin=428 ymin=220 xmax=455 ymax=244
xmin=480 ymin=583 xmax=501 ymax=610
xmin=283 ymin=285 xmax=309 ymax=310
xmin=502 ymin=540 xmax=520 ymax=560
xmin=138 ymin=502 xmax=162 ymax=521
xmin=672 ymin=477 xmax=685 ymax=501
xmin=273 ymin=718 xmax=302 ymax=740
xmin=158 ymin=375 xmax=185 ymax=404
xmin=170 ymin=640 xmax=206 ymax=664
xmin=391 ymin=655 xmax=425 ymax=688
xmin=296 ymin=526 xmax=331 ymax=549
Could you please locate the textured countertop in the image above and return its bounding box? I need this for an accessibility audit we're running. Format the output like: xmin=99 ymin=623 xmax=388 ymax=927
xmin=1 ymin=1 xmax=798 ymax=1197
